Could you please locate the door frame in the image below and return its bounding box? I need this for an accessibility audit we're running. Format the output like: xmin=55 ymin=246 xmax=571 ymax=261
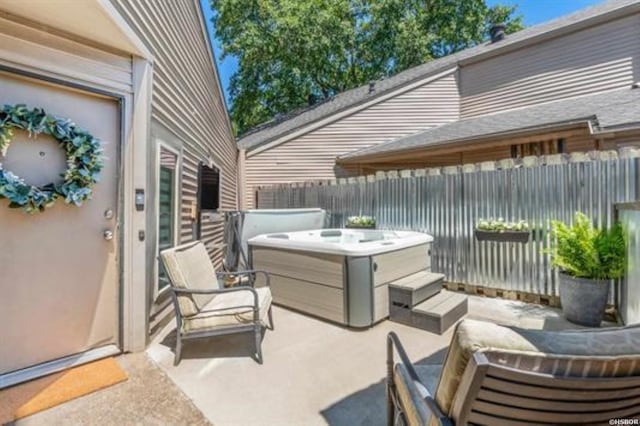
xmin=154 ymin=141 xmax=182 ymax=300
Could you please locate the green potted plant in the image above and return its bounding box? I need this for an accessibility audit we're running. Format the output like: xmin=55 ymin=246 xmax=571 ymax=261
xmin=549 ymin=212 xmax=626 ymax=327
xmin=475 ymin=218 xmax=530 ymax=243
xmin=346 ymin=215 xmax=376 ymax=229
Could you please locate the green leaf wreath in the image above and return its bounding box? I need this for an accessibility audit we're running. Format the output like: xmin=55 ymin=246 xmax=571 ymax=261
xmin=0 ymin=104 xmax=104 ymax=213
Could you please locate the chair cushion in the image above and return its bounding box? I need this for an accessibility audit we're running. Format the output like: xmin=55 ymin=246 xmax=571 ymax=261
xmin=160 ymin=241 xmax=221 ymax=316
xmin=435 ymin=319 xmax=640 ymax=418
xmin=182 ymin=287 xmax=272 ymax=333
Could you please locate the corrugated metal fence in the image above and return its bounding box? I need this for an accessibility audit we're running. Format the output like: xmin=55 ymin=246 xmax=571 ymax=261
xmin=256 ymin=150 xmax=640 ymax=298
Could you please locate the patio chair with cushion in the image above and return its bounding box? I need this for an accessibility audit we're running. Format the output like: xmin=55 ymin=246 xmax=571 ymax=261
xmin=387 ymin=319 xmax=640 ymax=425
xmin=160 ymin=241 xmax=273 ymax=365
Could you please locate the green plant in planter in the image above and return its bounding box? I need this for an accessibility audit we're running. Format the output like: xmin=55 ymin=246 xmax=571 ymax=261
xmin=548 ymin=212 xmax=626 ymax=327
xmin=549 ymin=212 xmax=625 ymax=280
xmin=346 ymin=215 xmax=376 ymax=228
xmin=476 ymin=218 xmax=529 ymax=232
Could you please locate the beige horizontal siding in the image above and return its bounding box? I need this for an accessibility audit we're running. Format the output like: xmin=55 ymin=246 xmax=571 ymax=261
xmin=246 ymin=72 xmax=460 ymax=207
xmin=0 ymin=14 xmax=132 ymax=92
xmin=460 ymin=14 xmax=639 ymax=117
xmin=111 ymin=0 xmax=237 ymax=265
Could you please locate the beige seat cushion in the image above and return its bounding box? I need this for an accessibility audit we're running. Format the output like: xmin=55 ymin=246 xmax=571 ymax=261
xmin=182 ymin=287 xmax=272 ymax=333
xmin=435 ymin=319 xmax=640 ymax=418
xmin=160 ymin=241 xmax=222 ymax=316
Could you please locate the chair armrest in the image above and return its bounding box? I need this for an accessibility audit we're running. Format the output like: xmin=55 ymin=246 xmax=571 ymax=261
xmin=216 ymin=269 xmax=271 ymax=288
xmin=171 ymin=286 xmax=259 ymax=315
xmin=387 ymin=332 xmax=451 ymax=426
xmin=171 ymin=286 xmax=251 ymax=295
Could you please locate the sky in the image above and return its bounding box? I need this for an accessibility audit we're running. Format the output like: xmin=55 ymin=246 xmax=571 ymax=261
xmin=200 ymin=0 xmax=606 ymax=106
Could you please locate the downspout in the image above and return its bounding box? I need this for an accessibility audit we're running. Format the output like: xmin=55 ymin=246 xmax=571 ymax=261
xmin=238 ymin=148 xmax=247 ymax=210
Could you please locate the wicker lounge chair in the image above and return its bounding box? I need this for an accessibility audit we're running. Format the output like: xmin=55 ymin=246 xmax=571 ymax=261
xmin=387 ymin=319 xmax=640 ymax=425
xmin=160 ymin=241 xmax=273 ymax=365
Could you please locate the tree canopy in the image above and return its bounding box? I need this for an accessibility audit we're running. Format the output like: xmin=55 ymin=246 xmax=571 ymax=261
xmin=211 ymin=0 xmax=523 ymax=135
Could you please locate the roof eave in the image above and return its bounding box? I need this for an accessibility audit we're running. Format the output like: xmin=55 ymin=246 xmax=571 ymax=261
xmin=194 ymin=0 xmax=236 ymax=144
xmin=458 ymin=1 xmax=640 ymax=67
xmin=593 ymin=122 xmax=640 ymax=135
xmin=337 ymin=119 xmax=595 ymax=164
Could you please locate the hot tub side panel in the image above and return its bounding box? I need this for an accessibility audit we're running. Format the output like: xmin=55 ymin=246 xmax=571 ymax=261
xmin=251 ymin=247 xmax=347 ymax=323
xmin=371 ymin=243 xmax=431 ymax=322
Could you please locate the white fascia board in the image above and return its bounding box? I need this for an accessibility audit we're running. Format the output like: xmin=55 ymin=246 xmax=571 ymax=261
xmin=96 ymin=0 xmax=154 ymax=61
xmin=194 ymin=0 xmax=236 ymax=140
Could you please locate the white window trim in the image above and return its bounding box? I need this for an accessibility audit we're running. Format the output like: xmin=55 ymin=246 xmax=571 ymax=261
xmin=154 ymin=142 xmax=182 ymax=300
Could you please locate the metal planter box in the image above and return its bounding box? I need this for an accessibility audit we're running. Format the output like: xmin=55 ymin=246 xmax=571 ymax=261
xmin=474 ymin=229 xmax=530 ymax=243
xmin=345 ymin=223 xmax=376 ymax=229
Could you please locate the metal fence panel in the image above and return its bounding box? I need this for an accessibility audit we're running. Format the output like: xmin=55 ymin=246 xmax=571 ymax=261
xmin=255 ymin=151 xmax=639 ymax=297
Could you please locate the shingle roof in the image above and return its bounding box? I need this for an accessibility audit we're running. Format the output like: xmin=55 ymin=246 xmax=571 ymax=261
xmin=338 ymin=88 xmax=640 ymax=161
xmin=238 ymin=0 xmax=640 ymax=151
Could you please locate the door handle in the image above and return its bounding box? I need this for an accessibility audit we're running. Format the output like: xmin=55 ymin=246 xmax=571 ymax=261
xmin=103 ymin=230 xmax=114 ymax=241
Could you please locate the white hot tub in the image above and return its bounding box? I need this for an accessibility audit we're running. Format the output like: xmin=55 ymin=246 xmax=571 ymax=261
xmin=249 ymin=229 xmax=434 ymax=327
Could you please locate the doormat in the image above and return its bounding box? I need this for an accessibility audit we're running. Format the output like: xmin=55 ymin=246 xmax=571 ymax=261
xmin=0 ymin=357 xmax=127 ymax=424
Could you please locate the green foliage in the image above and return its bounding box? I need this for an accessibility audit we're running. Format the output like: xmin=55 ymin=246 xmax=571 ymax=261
xmin=476 ymin=218 xmax=529 ymax=232
xmin=549 ymin=212 xmax=626 ymax=280
xmin=0 ymin=104 xmax=103 ymax=214
xmin=347 ymin=215 xmax=376 ymax=227
xmin=210 ymin=0 xmax=524 ymax=134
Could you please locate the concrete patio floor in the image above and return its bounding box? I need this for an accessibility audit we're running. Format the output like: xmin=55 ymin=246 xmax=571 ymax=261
xmin=147 ymin=294 xmax=604 ymax=426
xmin=11 ymin=353 xmax=209 ymax=426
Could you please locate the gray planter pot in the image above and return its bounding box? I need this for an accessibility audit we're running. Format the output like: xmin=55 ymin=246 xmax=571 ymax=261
xmin=558 ymin=272 xmax=609 ymax=327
